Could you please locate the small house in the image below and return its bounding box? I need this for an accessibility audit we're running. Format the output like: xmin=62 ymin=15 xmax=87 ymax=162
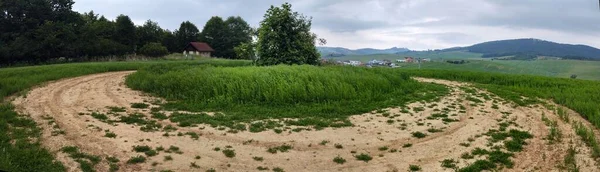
xmin=404 ymin=57 xmax=415 ymax=63
xmin=183 ymin=42 xmax=214 ymax=57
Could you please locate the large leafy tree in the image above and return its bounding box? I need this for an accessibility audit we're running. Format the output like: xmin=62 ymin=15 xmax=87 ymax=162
xmin=175 ymin=21 xmax=200 ymax=50
xmin=256 ymin=3 xmax=320 ymax=66
xmin=224 ymin=16 xmax=253 ymax=59
xmin=0 ymin=0 xmax=80 ymax=64
xmin=136 ymin=20 xmax=164 ymax=50
xmin=114 ymin=15 xmax=136 ymax=53
xmin=161 ymin=30 xmax=178 ymax=53
xmin=199 ymin=16 xmax=227 ymax=57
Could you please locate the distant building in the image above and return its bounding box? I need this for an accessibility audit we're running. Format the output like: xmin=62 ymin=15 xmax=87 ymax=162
xmin=342 ymin=60 xmax=362 ymax=66
xmin=183 ymin=42 xmax=214 ymax=57
xmin=404 ymin=57 xmax=415 ymax=63
xmin=367 ymin=59 xmax=385 ymax=66
xmin=396 ymin=59 xmax=407 ymax=63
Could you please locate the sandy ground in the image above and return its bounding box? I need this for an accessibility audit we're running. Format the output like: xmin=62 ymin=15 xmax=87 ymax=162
xmin=11 ymin=71 xmax=600 ymax=172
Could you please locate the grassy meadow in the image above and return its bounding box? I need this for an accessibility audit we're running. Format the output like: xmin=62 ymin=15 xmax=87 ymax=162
xmin=126 ymin=65 xmax=448 ymax=129
xmin=327 ymin=51 xmax=600 ymax=80
xmin=402 ymin=69 xmax=600 ymax=129
xmin=1 ymin=56 xmax=600 ymax=171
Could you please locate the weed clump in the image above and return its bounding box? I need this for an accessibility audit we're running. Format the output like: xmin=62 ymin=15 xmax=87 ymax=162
xmin=354 ymin=153 xmax=373 ymax=162
xmin=127 ymin=156 xmax=146 ymax=164
xmin=333 ymin=156 xmax=346 ymax=164
xmin=412 ymin=132 xmax=427 ymax=138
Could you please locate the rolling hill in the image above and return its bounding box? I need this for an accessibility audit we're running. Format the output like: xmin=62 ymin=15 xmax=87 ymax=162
xmin=463 ymin=38 xmax=600 ymax=60
xmin=318 ymin=47 xmax=409 ymax=57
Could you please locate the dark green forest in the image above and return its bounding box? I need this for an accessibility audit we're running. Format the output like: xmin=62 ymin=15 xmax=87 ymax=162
xmin=0 ymin=0 xmax=254 ymax=66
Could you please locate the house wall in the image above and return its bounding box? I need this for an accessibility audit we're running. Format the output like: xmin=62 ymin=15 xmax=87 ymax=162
xmin=200 ymin=52 xmax=210 ymax=57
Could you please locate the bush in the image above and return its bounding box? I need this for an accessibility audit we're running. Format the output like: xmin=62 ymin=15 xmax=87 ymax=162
xmin=139 ymin=43 xmax=169 ymax=57
xmin=127 ymin=156 xmax=146 ymax=164
xmin=354 ymin=153 xmax=373 ymax=162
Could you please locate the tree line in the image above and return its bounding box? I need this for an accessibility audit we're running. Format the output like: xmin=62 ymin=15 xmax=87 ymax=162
xmin=0 ymin=0 xmax=255 ymax=65
xmin=1 ymin=0 xmax=321 ymax=66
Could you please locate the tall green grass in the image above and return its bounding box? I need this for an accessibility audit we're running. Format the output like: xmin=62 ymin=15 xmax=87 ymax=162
xmin=403 ymin=69 xmax=600 ymax=129
xmin=0 ymin=59 xmax=250 ymax=172
xmin=126 ymin=65 xmax=448 ymax=127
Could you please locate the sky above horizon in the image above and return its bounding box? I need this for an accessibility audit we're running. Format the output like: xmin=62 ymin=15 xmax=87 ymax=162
xmin=73 ymin=0 xmax=600 ymax=50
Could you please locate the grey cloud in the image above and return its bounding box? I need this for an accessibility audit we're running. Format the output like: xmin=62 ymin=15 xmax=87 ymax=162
xmin=73 ymin=0 xmax=600 ymax=49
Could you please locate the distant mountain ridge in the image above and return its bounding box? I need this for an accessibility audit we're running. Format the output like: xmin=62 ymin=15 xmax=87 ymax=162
xmin=318 ymin=47 xmax=409 ymax=57
xmin=460 ymin=38 xmax=600 ymax=60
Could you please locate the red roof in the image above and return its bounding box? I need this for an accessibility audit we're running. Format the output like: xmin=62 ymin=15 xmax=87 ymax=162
xmin=189 ymin=42 xmax=214 ymax=52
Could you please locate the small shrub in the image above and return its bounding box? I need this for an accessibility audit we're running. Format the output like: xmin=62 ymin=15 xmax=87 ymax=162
xmin=222 ymin=149 xmax=236 ymax=158
xmin=412 ymin=132 xmax=427 ymax=138
xmin=131 ymin=103 xmax=149 ymax=109
xmin=127 ymin=156 xmax=146 ymax=164
xmin=253 ymin=156 xmax=264 ymax=161
xmin=104 ymin=132 xmax=117 ymax=138
xmin=333 ymin=156 xmax=346 ymax=164
xmin=145 ymin=150 xmax=158 ymax=157
xmin=355 ymin=153 xmax=373 ymax=162
xmin=334 ymin=143 xmax=343 ymax=149
xmin=133 ymin=145 xmax=152 ymax=152
xmin=409 ymin=165 xmax=421 ymax=171
xmin=440 ymin=159 xmax=457 ymax=169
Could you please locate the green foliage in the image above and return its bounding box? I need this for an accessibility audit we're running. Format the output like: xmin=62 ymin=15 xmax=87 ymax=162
xmin=126 ymin=156 xmax=146 ymax=164
xmin=104 ymin=132 xmax=117 ymax=138
xmin=267 ymin=144 xmax=293 ymax=154
xmin=403 ymin=69 xmax=600 ymax=130
xmin=131 ymin=103 xmax=149 ymax=109
xmin=234 ymin=42 xmax=256 ymax=60
xmin=60 ymin=146 xmax=101 ymax=172
xmin=114 ymin=15 xmax=137 ymax=53
xmin=200 ymin=16 xmax=228 ymax=57
xmin=412 ymin=132 xmax=427 ymax=138
xmin=440 ymin=159 xmax=458 ymax=169
xmin=201 ymin=16 xmax=253 ymax=59
xmin=354 ymin=153 xmax=373 ymax=162
xmin=136 ymin=20 xmax=165 ymax=50
xmin=139 ymin=43 xmax=169 ymax=57
xmin=127 ymin=65 xmax=447 ymax=129
xmin=333 ymin=156 xmax=346 ymax=164
xmin=0 ymin=103 xmax=66 ymax=172
xmin=133 ymin=145 xmax=152 ymax=152
xmin=256 ymin=3 xmax=320 ymax=65
xmin=175 ymin=21 xmax=200 ymax=49
xmin=222 ymin=149 xmax=236 ymax=158
xmin=573 ymin=122 xmax=600 ymax=158
xmin=409 ymin=165 xmax=422 ymax=171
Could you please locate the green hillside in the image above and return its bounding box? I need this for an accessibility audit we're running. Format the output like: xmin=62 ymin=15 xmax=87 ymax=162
xmin=326 ymin=51 xmax=600 ymax=81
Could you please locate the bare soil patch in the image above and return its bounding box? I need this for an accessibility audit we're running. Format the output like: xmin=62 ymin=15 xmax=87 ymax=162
xmin=12 ymin=72 xmax=599 ymax=172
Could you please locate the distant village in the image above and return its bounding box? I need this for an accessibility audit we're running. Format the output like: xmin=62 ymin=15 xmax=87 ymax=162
xmin=331 ymin=57 xmax=432 ymax=67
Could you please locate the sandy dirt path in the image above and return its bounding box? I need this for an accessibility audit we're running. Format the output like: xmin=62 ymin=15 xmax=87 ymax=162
xmin=12 ymin=72 xmax=600 ymax=172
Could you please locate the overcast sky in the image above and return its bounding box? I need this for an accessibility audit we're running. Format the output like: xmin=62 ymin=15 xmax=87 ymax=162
xmin=73 ymin=0 xmax=600 ymax=50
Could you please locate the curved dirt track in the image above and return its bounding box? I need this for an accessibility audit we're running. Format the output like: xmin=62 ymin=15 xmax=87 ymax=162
xmin=12 ymin=71 xmax=600 ymax=172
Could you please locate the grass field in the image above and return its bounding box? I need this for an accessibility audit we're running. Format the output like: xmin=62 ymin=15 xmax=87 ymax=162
xmin=126 ymin=65 xmax=448 ymax=129
xmin=0 ymin=58 xmax=251 ymax=172
xmin=1 ymin=57 xmax=600 ymax=171
xmin=326 ymin=51 xmax=600 ymax=80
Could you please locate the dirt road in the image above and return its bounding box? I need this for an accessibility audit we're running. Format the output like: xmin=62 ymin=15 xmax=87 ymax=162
xmin=12 ymin=71 xmax=599 ymax=172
